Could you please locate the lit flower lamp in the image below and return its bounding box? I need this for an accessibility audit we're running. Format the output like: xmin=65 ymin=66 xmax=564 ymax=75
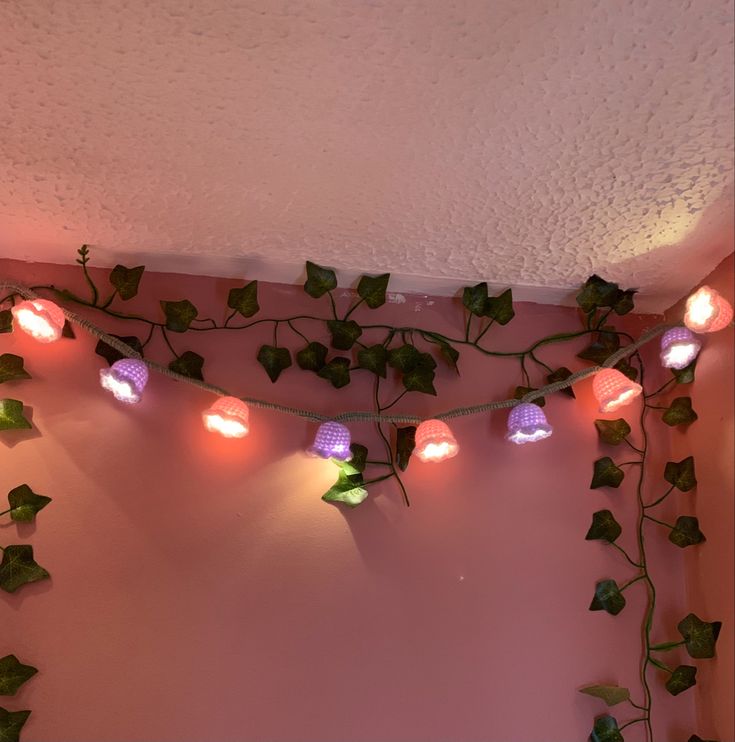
xmin=11 ymin=299 xmax=66 ymax=343
xmin=309 ymin=421 xmax=352 ymax=461
xmin=684 ymin=285 xmax=733 ymax=333
xmin=202 ymin=396 xmax=250 ymax=438
xmin=660 ymin=327 xmax=702 ymax=370
xmin=414 ymin=419 xmax=459 ymax=463
xmin=506 ymin=403 xmax=553 ymax=445
xmin=99 ymin=359 xmax=149 ymax=403
xmin=592 ymin=368 xmax=643 ymax=413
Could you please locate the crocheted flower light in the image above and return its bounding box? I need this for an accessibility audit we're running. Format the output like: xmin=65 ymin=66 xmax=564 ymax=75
xmin=11 ymin=299 xmax=65 ymax=343
xmin=592 ymin=368 xmax=643 ymax=413
xmin=506 ymin=403 xmax=553 ymax=445
xmin=309 ymin=421 xmax=352 ymax=461
xmin=202 ymin=396 xmax=250 ymax=438
xmin=414 ymin=419 xmax=459 ymax=463
xmin=660 ymin=327 xmax=702 ymax=370
xmin=99 ymin=359 xmax=149 ymax=404
xmin=684 ymin=285 xmax=733 ymax=333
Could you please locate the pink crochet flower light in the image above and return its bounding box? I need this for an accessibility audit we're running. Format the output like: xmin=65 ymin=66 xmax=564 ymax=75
xmin=202 ymin=396 xmax=250 ymax=438
xmin=592 ymin=369 xmax=642 ymax=413
xmin=684 ymin=285 xmax=733 ymax=333
xmin=414 ymin=419 xmax=459 ymax=463
xmin=11 ymin=299 xmax=66 ymax=343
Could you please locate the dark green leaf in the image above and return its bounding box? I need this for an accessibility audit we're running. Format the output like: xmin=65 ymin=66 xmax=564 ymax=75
xmin=387 ymin=344 xmax=422 ymax=372
xmin=590 ymin=714 xmax=624 ymax=742
xmin=322 ymin=471 xmax=368 ymax=508
xmin=402 ymin=365 xmax=436 ymax=395
xmin=160 ymin=300 xmax=198 ymax=332
xmin=61 ymin=320 xmax=75 ymax=339
xmin=576 ymin=275 xmax=621 ymax=313
xmin=546 ymin=367 xmax=575 ymax=398
xmin=513 ymin=386 xmax=545 ymax=407
xmin=357 ymin=273 xmax=390 ymax=309
xmin=0 ymin=707 xmax=31 ymax=742
xmin=0 ymin=311 xmax=12 ymax=334
xmin=578 ymin=330 xmax=620 ymax=365
xmin=672 ymin=360 xmax=696 ymax=384
xmin=0 ymin=655 xmax=37 ymax=696
xmin=326 ymin=320 xmax=362 ymax=350
xmin=0 ymin=545 xmax=50 ymax=593
xmin=396 ymin=426 xmax=416 ymax=471
xmin=678 ymin=614 xmax=722 ymax=659
xmin=687 ymin=735 xmax=717 ymax=742
xmin=613 ymin=289 xmax=637 ymax=316
xmin=0 ymin=400 xmax=31 ymax=431
xmin=649 ymin=640 xmax=685 ymax=652
xmin=591 ymin=458 xmax=625 ymax=489
xmin=304 ymin=261 xmax=337 ymax=298
xmin=296 ymin=342 xmax=328 ymax=372
xmin=669 ymin=516 xmax=706 ymax=548
xmin=256 ymin=345 xmax=292 ymax=383
xmin=422 ymin=334 xmax=460 ymax=373
xmin=579 ymin=684 xmax=630 ymax=706
xmin=334 ymin=444 xmax=368 ymax=477
xmin=585 ymin=510 xmax=622 ymax=543
xmin=317 ymin=357 xmax=351 ymax=389
xmin=614 ymin=359 xmax=638 ymax=382
xmin=595 ymin=419 xmax=631 ymax=445
xmin=94 ymin=336 xmax=144 ymax=366
xmin=484 ymin=288 xmax=515 ymax=324
xmin=589 ymin=579 xmax=626 ymax=615
xmin=227 ymin=281 xmax=259 ymax=318
xmin=0 ymin=355 xmax=30 ymax=384
xmin=662 ymin=397 xmax=698 ymax=426
xmin=109 ymin=264 xmax=144 ymax=300
xmin=665 ymin=665 xmax=697 ymax=696
xmin=462 ymin=282 xmax=489 ymax=316
xmin=7 ymin=485 xmax=51 ymax=523
xmin=356 ymin=345 xmax=387 ymax=377
xmin=664 ymin=456 xmax=697 ymax=492
xmin=168 ymin=351 xmax=204 ymax=381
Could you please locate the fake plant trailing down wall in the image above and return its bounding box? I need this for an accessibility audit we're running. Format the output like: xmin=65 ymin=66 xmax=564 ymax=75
xmin=1 ymin=252 xmax=731 ymax=742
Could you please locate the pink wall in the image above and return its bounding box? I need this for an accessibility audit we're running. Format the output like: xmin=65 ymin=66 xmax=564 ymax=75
xmin=4 ymin=257 xmax=726 ymax=741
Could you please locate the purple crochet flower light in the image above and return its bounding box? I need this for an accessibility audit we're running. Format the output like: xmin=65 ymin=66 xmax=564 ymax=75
xmin=506 ymin=403 xmax=553 ymax=445
xmin=99 ymin=359 xmax=149 ymax=404
xmin=309 ymin=421 xmax=352 ymax=461
xmin=659 ymin=327 xmax=701 ymax=370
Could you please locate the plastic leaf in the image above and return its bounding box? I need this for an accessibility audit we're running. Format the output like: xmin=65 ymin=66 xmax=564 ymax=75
xmin=396 ymin=426 xmax=416 ymax=471
xmin=296 ymin=342 xmax=328 ymax=372
xmin=672 ymin=360 xmax=696 ymax=384
xmin=484 ymin=288 xmax=515 ymax=324
xmin=585 ymin=510 xmax=622 ymax=543
xmin=513 ymin=386 xmax=545 ymax=407
xmin=677 ymin=614 xmax=722 ymax=659
xmin=169 ymin=351 xmax=205 ymax=381
xmin=591 ymin=458 xmax=625 ymax=489
xmin=589 ymin=579 xmax=626 ymax=615
xmin=317 ymin=358 xmax=351 ymax=388
xmin=547 ymin=367 xmax=575 ymax=398
xmin=0 ymin=400 xmax=31 ymax=431
xmin=665 ymin=665 xmax=697 ymax=696
xmin=462 ymin=282 xmax=488 ymax=316
xmin=94 ymin=336 xmax=144 ymax=366
xmin=590 ymin=714 xmax=624 ymax=742
xmin=356 ymin=345 xmax=388 ymax=377
xmin=662 ymin=397 xmax=698 ymax=426
xmin=256 ymin=345 xmax=292 ymax=383
xmin=7 ymin=485 xmax=51 ymax=523
xmin=227 ymin=281 xmax=259 ymax=318
xmin=579 ymin=685 xmax=630 ymax=707
xmin=160 ymin=300 xmax=198 ymax=332
xmin=669 ymin=517 xmax=706 ymax=548
xmin=357 ymin=273 xmax=390 ymax=309
xmin=304 ymin=261 xmax=337 ymax=298
xmin=0 ymin=311 xmax=12 ymax=334
xmin=326 ymin=320 xmax=362 ymax=350
xmin=0 ymin=545 xmax=50 ymax=593
xmin=664 ymin=457 xmax=697 ymax=492
xmin=322 ymin=471 xmax=368 ymax=508
xmin=109 ymin=264 xmax=144 ymax=300
xmin=0 ymin=355 xmax=30 ymax=384
xmin=0 ymin=707 xmax=31 ymax=742
xmin=595 ymin=419 xmax=631 ymax=445
xmin=0 ymin=655 xmax=37 ymax=696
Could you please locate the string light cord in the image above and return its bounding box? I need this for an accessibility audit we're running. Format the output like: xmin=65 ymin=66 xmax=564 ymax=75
xmin=0 ymin=280 xmax=673 ymax=424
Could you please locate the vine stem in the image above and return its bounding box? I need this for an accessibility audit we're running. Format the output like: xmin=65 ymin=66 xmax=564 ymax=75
xmin=374 ymin=375 xmax=410 ymax=507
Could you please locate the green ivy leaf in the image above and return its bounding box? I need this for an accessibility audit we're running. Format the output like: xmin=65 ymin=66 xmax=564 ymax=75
xmin=160 ymin=300 xmax=198 ymax=332
xmin=257 ymin=345 xmax=292 ymax=383
xmin=579 ymin=684 xmax=630 ymax=707
xmin=614 ymin=359 xmax=638 ymax=382
xmin=576 ymin=275 xmax=621 ymax=313
xmin=669 ymin=516 xmax=706 ymax=548
xmin=0 ymin=545 xmax=50 ymax=593
xmin=422 ymin=334 xmax=460 ymax=373
xmin=462 ymin=282 xmax=489 ymax=316
xmin=94 ymin=336 xmax=144 ymax=366
xmin=304 ymin=261 xmax=337 ymax=298
xmin=296 ymin=342 xmax=328 ymax=372
xmin=589 ymin=579 xmax=626 ymax=615
xmin=591 ymin=457 xmax=625 ymax=489
xmin=613 ymin=289 xmax=637 ymax=316
xmin=403 ymin=366 xmax=436 ymax=396
xmin=0 ymin=355 xmax=30 ymax=384
xmin=585 ymin=510 xmax=622 ymax=543
xmin=513 ymin=386 xmax=545 ymax=407
xmin=169 ymin=351 xmax=204 ymax=381
xmin=484 ymin=288 xmax=515 ymax=324
xmin=326 ymin=320 xmax=362 ymax=350
xmin=396 ymin=426 xmax=416 ymax=471
xmin=688 ymin=734 xmax=717 ymax=742
xmin=0 ymin=311 xmax=12 ymax=334
xmin=334 ymin=443 xmax=368 ymax=477
xmin=672 ymin=360 xmax=696 ymax=384
xmin=61 ymin=320 xmax=75 ymax=339
xmin=546 ymin=367 xmax=575 ymax=398
xmin=0 ymin=707 xmax=31 ymax=742
xmin=590 ymin=714 xmax=624 ymax=742
xmin=317 ymin=358 xmax=351 ymax=388
xmin=109 ymin=264 xmax=145 ymax=300
xmin=678 ymin=614 xmax=722 ymax=659
xmin=0 ymin=400 xmax=31 ymax=431
xmin=594 ymin=419 xmax=631 ymax=445
xmin=662 ymin=397 xmax=698 ymax=427
xmin=387 ymin=344 xmax=422 ymax=372
xmin=227 ymin=281 xmax=259 ymax=318
xmin=356 ymin=345 xmax=387 ymax=377
xmin=357 ymin=273 xmax=390 ymax=309
xmin=665 ymin=665 xmax=697 ymax=696
xmin=578 ymin=331 xmax=620 ymax=365
xmin=7 ymin=485 xmax=51 ymax=523
xmin=664 ymin=456 xmax=697 ymax=492
xmin=0 ymin=655 xmax=37 ymax=696
xmin=322 ymin=471 xmax=368 ymax=508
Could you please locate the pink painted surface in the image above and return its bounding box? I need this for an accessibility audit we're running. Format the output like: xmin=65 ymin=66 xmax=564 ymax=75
xmin=1 ymin=259 xmax=717 ymax=741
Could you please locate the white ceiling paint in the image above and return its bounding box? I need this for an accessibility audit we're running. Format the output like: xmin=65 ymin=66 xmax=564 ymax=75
xmin=0 ymin=0 xmax=733 ymax=312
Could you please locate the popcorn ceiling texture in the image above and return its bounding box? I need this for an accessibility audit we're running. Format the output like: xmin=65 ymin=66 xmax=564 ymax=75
xmin=0 ymin=0 xmax=733 ymax=311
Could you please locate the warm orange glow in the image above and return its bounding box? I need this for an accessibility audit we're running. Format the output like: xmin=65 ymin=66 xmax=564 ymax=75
xmin=684 ymin=286 xmax=733 ymax=333
xmin=11 ymin=299 xmax=66 ymax=343
xmin=414 ymin=419 xmax=459 ymax=463
xmin=202 ymin=396 xmax=250 ymax=438
xmin=592 ymin=369 xmax=643 ymax=413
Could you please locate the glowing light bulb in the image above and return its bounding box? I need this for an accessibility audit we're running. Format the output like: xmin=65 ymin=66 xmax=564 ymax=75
xmin=660 ymin=327 xmax=701 ymax=370
xmin=684 ymin=286 xmax=733 ymax=333
xmin=11 ymin=299 xmax=65 ymax=343
xmin=415 ymin=419 xmax=459 ymax=463
xmin=506 ymin=403 xmax=553 ymax=445
xmin=309 ymin=421 xmax=352 ymax=461
xmin=592 ymin=369 xmax=643 ymax=413
xmin=99 ymin=359 xmax=149 ymax=403
xmin=202 ymin=396 xmax=250 ymax=438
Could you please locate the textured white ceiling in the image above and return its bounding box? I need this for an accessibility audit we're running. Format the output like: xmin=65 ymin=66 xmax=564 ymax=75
xmin=1 ymin=0 xmax=733 ymax=311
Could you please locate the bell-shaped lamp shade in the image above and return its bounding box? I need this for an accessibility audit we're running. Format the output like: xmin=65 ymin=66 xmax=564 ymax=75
xmin=11 ymin=299 xmax=66 ymax=343
xmin=660 ymin=327 xmax=702 ymax=370
xmin=684 ymin=285 xmax=733 ymax=333
xmin=414 ymin=419 xmax=459 ymax=463
xmin=309 ymin=421 xmax=352 ymax=461
xmin=592 ymin=368 xmax=643 ymax=413
xmin=202 ymin=396 xmax=250 ymax=438
xmin=99 ymin=359 xmax=149 ymax=404
xmin=506 ymin=403 xmax=553 ymax=445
